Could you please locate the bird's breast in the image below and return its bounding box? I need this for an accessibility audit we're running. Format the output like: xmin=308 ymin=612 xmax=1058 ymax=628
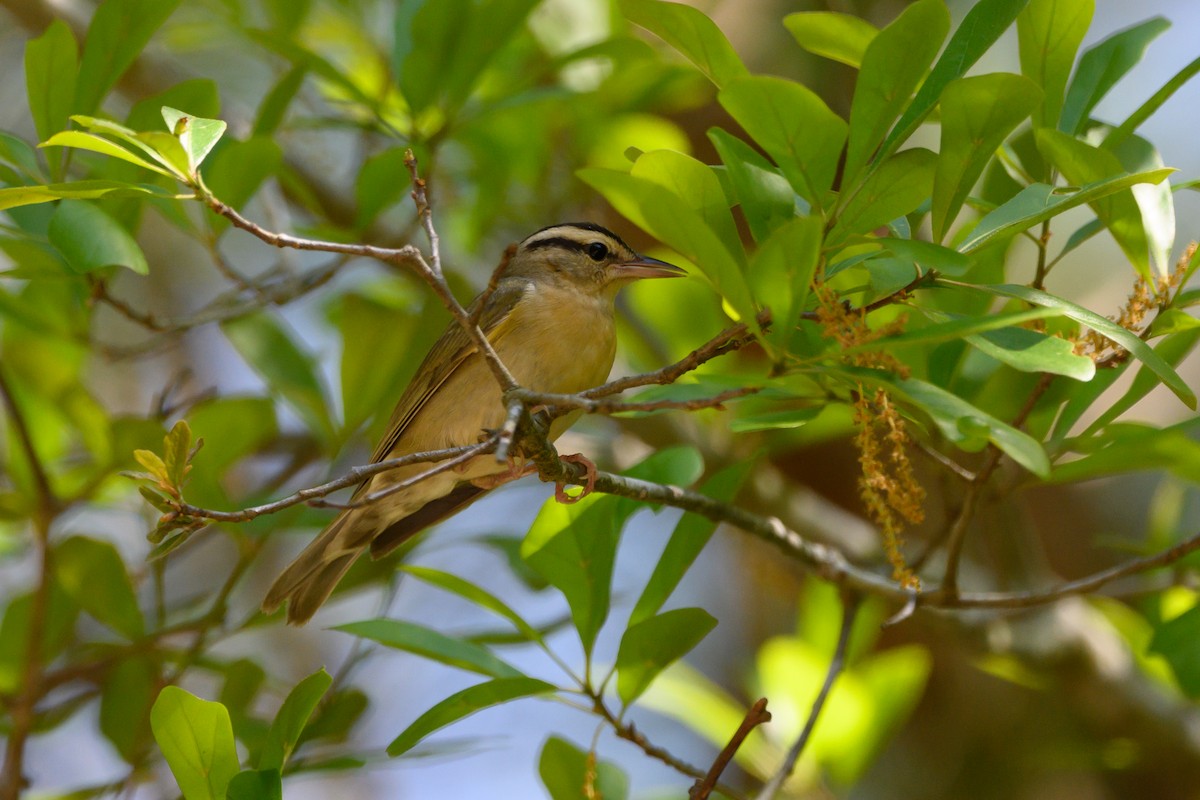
xmin=496 ymin=282 xmax=618 ymax=394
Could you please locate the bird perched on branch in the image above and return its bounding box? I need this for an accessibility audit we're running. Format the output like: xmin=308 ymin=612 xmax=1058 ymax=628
xmin=263 ymin=222 xmax=684 ymax=624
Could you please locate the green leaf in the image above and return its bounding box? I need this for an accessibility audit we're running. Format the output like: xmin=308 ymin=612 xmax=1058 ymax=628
xmin=1108 ymin=133 xmax=1176 ymax=280
xmin=253 ymin=65 xmax=308 ymax=137
xmin=966 ymin=325 xmax=1095 ymax=380
xmin=846 ymin=369 xmax=1050 ymax=476
xmin=631 ymin=150 xmax=742 ymax=264
xmin=1084 ymin=331 xmax=1200 ymax=438
xmin=24 ymin=20 xmax=78 ymax=179
xmin=718 ymin=75 xmax=847 ymax=212
xmin=222 ymin=312 xmax=334 ymax=442
xmin=843 ymin=0 xmax=948 ymax=185
xmin=48 ymin=200 xmax=148 ymax=275
xmin=749 ymin=215 xmax=822 ymax=354
xmin=128 ymin=79 xmax=221 ymax=133
xmin=0 ymin=180 xmax=170 ymax=211
xmin=1052 ymin=422 xmax=1200 ymax=484
xmin=539 ymin=736 xmax=629 ymax=800
xmin=942 ymin=280 xmax=1196 ymax=408
xmin=259 ymin=669 xmax=332 ymax=771
xmin=1059 ymin=17 xmax=1170 ymax=135
xmin=832 ymin=148 xmax=936 ymax=245
xmin=99 ymin=656 xmax=156 ymax=762
xmin=226 ymin=769 xmax=283 ymax=800
xmin=853 ymin=307 xmax=1064 ymax=354
xmin=878 ymin=238 xmax=973 ymax=277
xmin=1150 ymin=604 xmax=1200 ymax=697
xmin=782 ymin=12 xmax=878 ymax=68
xmin=163 ymin=419 xmax=192 ymax=488
xmin=616 ymin=607 xmax=717 ymax=706
xmin=1102 ymin=54 xmax=1200 ymax=151
xmin=402 ymin=565 xmax=543 ymax=642
xmin=1017 ymin=0 xmax=1094 ymax=130
xmin=39 ymin=130 xmax=179 ymax=178
xmin=958 ymin=169 xmax=1174 ymax=254
xmin=630 ymin=461 xmax=752 ymax=625
xmin=578 ymin=167 xmax=756 ymax=327
xmin=335 ymin=618 xmax=524 ymax=678
xmin=74 ymin=0 xmax=181 ymax=114
xmin=882 ymin=0 xmax=1031 ymax=158
xmin=708 ymin=128 xmax=793 ymax=243
xmin=396 ymin=0 xmax=540 ymax=115
xmin=161 ymin=107 xmax=227 ymax=176
xmin=386 ymin=677 xmax=555 ymax=757
xmin=520 ymin=494 xmax=619 ymax=657
xmin=620 ymin=0 xmax=747 ymax=87
xmin=1036 ymin=129 xmax=1154 ymax=280
xmin=0 ymin=132 xmax=43 ymax=181
xmin=1150 ymin=310 xmax=1200 ymax=337
xmin=0 ymin=586 xmax=79 ymax=694
xmin=202 ymin=137 xmax=282 ymax=229
xmin=54 ymin=536 xmax=144 ymax=639
xmin=150 ymin=686 xmax=239 ymax=800
xmin=355 ymin=147 xmax=412 ymax=229
xmin=932 ymin=73 xmax=1041 ymax=242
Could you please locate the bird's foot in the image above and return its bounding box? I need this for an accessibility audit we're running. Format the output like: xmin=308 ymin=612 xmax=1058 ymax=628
xmin=471 ymin=460 xmax=536 ymax=489
xmin=555 ymin=453 xmax=597 ymax=505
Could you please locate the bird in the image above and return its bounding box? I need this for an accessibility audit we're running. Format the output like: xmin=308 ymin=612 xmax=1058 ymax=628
xmin=262 ymin=222 xmax=685 ymax=624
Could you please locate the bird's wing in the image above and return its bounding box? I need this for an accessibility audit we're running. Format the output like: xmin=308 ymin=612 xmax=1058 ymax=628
xmin=368 ymin=279 xmax=529 ymax=464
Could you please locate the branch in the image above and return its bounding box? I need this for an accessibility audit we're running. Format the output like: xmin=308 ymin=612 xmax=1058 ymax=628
xmin=199 ymin=153 xmax=520 ymax=395
xmin=509 ymin=386 xmax=760 ymax=415
xmin=0 ymin=369 xmax=57 ymax=800
xmin=591 ymin=699 xmax=746 ymax=800
xmin=173 ymin=444 xmax=490 ymax=523
xmin=941 ymin=372 xmax=1055 ymax=596
xmin=755 ymin=594 xmax=858 ymax=800
xmin=691 ymin=698 xmax=771 ymax=800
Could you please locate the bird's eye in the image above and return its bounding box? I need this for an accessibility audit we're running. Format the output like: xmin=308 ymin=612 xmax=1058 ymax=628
xmin=586 ymin=241 xmax=608 ymax=261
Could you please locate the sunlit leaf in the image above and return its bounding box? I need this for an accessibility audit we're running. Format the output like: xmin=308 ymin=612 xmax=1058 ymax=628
xmin=783 ymin=12 xmax=878 ymax=68
xmin=150 ymin=686 xmax=239 ymax=800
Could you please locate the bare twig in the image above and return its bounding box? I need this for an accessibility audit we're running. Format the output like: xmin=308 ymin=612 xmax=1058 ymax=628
xmin=510 ymin=386 xmax=760 ymax=416
xmin=0 ymin=369 xmax=57 ymax=800
xmin=313 ymin=441 xmax=495 ymax=510
xmin=590 ymin=699 xmax=745 ymax=800
xmin=691 ymin=698 xmax=771 ymax=800
xmin=175 ymin=444 xmax=486 ymax=522
xmin=941 ymin=372 xmax=1055 ymax=596
xmin=755 ymin=593 xmax=859 ymax=800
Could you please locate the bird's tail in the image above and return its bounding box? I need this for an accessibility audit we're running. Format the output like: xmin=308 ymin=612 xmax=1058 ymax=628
xmin=262 ymin=512 xmax=367 ymax=625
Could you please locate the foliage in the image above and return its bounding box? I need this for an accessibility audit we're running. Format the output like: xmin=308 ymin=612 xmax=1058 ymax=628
xmin=2 ymin=0 xmax=1200 ymax=798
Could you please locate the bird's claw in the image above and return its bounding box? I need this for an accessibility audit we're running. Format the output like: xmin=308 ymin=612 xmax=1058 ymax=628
xmin=555 ymin=453 xmax=597 ymax=504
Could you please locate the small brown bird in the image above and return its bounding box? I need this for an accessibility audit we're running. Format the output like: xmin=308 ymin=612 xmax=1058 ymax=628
xmin=262 ymin=223 xmax=684 ymax=624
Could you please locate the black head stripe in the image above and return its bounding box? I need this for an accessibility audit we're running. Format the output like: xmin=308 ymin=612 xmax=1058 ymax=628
xmin=521 ymin=222 xmax=634 ymax=256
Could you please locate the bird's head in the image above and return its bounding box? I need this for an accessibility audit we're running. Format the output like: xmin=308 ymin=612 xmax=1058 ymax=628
xmin=505 ymin=222 xmax=685 ymax=297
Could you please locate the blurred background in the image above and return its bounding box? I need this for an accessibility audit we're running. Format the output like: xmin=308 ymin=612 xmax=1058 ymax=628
xmin=2 ymin=0 xmax=1200 ymax=798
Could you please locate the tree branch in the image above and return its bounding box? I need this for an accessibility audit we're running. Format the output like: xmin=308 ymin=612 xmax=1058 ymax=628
xmin=691 ymin=698 xmax=771 ymax=800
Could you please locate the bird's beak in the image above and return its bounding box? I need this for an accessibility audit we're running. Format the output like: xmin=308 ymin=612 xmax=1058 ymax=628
xmin=610 ymin=254 xmax=687 ymax=280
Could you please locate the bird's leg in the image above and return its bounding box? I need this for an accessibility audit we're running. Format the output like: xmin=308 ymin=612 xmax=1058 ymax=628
xmin=470 ymin=461 xmax=536 ymax=490
xmin=555 ymin=453 xmax=597 ymax=504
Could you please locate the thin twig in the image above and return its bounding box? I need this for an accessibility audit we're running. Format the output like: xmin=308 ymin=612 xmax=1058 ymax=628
xmin=755 ymin=593 xmax=859 ymax=800
xmin=941 ymin=372 xmax=1055 ymax=596
xmin=590 ymin=699 xmax=746 ymax=800
xmin=0 ymin=369 xmax=57 ymax=800
xmin=690 ymin=698 xmax=771 ymax=800
xmin=0 ymin=367 xmax=57 ymax=516
xmin=312 ymin=441 xmax=495 ymax=510
xmin=511 ymin=386 xmax=760 ymax=415
xmin=175 ymin=445 xmax=486 ymax=522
